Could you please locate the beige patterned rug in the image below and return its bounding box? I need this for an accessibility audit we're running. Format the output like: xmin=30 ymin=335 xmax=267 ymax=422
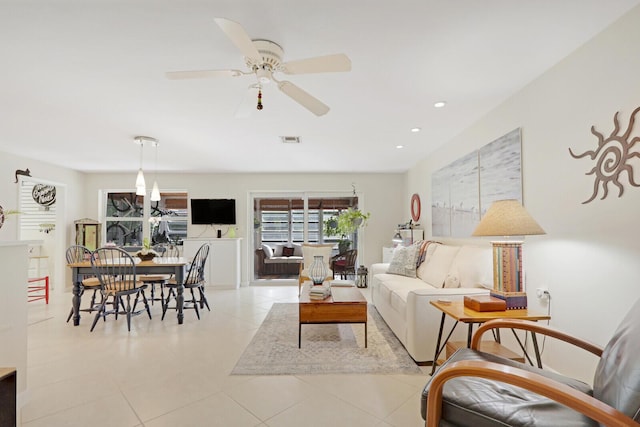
xmin=231 ymin=303 xmax=421 ymax=375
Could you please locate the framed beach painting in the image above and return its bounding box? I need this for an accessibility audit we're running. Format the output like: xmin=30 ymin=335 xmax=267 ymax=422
xmin=431 ymin=128 xmax=522 ymax=237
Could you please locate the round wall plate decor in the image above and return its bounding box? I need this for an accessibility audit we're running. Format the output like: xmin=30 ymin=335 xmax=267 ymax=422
xmin=411 ymin=193 xmax=421 ymax=222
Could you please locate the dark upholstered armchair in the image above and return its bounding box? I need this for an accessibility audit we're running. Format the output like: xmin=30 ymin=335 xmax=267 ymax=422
xmin=330 ymin=249 xmax=357 ymax=279
xmin=421 ymin=298 xmax=640 ymax=427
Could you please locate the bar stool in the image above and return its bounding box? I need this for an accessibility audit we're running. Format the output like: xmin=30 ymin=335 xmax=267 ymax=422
xmin=27 ymin=276 xmax=49 ymax=303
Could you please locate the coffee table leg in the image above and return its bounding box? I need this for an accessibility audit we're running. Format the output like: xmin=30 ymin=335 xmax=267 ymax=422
xmin=298 ymin=323 xmax=302 ymax=348
xmin=365 ymin=322 xmax=367 ymax=348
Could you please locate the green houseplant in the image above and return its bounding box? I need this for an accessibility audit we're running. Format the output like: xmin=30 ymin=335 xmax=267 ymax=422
xmin=323 ymin=208 xmax=370 ymax=253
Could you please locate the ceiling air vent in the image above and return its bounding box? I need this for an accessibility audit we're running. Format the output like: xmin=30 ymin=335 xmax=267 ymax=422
xmin=280 ymin=136 xmax=301 ymax=144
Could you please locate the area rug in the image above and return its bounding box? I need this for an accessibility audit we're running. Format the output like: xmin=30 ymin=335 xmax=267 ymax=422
xmin=231 ymin=303 xmax=421 ymax=375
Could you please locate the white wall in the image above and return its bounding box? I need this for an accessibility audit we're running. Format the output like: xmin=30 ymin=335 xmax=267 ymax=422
xmin=83 ymin=172 xmax=405 ymax=285
xmin=0 ymin=151 xmax=86 ymax=292
xmin=1 ymin=150 xmax=406 ymax=287
xmin=407 ymin=6 xmax=640 ymax=382
xmin=0 ymin=151 xmax=85 ymax=243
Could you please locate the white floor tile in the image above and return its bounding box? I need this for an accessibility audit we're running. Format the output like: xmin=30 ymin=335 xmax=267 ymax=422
xmin=22 ymin=285 xmax=425 ymax=426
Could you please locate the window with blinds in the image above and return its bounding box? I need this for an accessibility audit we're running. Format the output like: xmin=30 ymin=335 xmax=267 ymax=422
xmin=255 ymin=197 xmax=358 ymax=246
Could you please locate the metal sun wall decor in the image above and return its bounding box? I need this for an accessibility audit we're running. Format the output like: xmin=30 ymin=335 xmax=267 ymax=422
xmin=569 ymin=106 xmax=640 ymax=204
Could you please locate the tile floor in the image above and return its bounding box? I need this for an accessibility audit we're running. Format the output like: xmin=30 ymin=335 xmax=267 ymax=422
xmin=23 ymin=284 xmax=430 ymax=426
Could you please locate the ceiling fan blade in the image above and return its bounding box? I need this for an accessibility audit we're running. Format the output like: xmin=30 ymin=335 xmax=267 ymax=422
xmin=277 ymin=81 xmax=329 ymax=116
xmin=165 ymin=69 xmax=242 ymax=79
xmin=282 ymin=54 xmax=352 ymax=75
xmin=235 ymin=85 xmax=260 ymax=118
xmin=214 ymin=17 xmax=261 ymax=64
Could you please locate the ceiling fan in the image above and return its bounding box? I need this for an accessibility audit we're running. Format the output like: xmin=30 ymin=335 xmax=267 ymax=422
xmin=166 ymin=18 xmax=351 ymax=116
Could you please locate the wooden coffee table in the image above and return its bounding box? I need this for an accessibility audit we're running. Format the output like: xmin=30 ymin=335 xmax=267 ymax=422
xmin=298 ymin=283 xmax=367 ymax=348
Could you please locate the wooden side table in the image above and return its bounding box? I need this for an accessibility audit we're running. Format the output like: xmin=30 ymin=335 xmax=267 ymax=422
xmin=430 ymin=300 xmax=550 ymax=375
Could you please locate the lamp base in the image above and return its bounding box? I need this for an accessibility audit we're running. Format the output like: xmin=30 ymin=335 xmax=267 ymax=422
xmin=490 ymin=290 xmax=527 ymax=310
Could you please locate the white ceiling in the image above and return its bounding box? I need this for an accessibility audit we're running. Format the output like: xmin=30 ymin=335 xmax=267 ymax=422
xmin=1 ymin=0 xmax=638 ymax=174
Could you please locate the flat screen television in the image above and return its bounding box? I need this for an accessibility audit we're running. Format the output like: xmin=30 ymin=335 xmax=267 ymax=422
xmin=190 ymin=199 xmax=236 ymax=225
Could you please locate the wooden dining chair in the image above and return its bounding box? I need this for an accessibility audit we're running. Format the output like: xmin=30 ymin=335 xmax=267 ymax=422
xmin=90 ymin=247 xmax=152 ymax=332
xmin=298 ymin=243 xmax=334 ymax=295
xmin=162 ymin=243 xmax=210 ymax=320
xmin=139 ymin=243 xmax=179 ymax=305
xmin=65 ymin=245 xmax=102 ymax=322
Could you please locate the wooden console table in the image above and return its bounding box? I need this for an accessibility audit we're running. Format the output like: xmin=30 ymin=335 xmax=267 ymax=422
xmin=430 ymin=300 xmax=550 ymax=375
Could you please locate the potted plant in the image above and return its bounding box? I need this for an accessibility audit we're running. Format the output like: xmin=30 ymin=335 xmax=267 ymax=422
xmin=136 ymin=237 xmax=159 ymax=261
xmin=323 ymin=208 xmax=370 ymax=253
xmin=0 ymin=205 xmax=22 ymax=231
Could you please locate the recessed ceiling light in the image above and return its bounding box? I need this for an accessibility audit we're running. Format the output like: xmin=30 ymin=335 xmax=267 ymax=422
xmin=280 ymin=136 xmax=300 ymax=144
xmin=410 ymin=127 xmax=421 ymax=133
xmin=396 ymin=145 xmax=404 ymax=149
xmin=434 ymin=101 xmax=447 ymax=108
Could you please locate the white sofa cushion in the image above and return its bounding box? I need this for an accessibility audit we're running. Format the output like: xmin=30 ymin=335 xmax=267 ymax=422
xmin=375 ymin=273 xmax=436 ymax=318
xmin=416 ymin=242 xmax=439 ymax=278
xmin=418 ymin=244 xmax=460 ymax=287
xmin=446 ymin=245 xmax=494 ymax=289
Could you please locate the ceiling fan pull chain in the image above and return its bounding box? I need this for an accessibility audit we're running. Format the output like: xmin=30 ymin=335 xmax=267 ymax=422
xmin=257 ymin=89 xmax=263 ymax=110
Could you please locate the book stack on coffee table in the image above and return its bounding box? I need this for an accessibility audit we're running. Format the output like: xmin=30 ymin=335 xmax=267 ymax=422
xmin=309 ymin=284 xmax=331 ymax=300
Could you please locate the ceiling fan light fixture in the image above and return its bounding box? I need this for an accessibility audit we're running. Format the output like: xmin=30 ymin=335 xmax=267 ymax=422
xmin=256 ymin=66 xmax=271 ymax=84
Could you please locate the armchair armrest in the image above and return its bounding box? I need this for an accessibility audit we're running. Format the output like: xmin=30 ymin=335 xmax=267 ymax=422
xmin=255 ymin=248 xmax=267 ymax=262
xmin=471 ymin=318 xmax=603 ymax=357
xmin=426 ymin=360 xmax=637 ymax=427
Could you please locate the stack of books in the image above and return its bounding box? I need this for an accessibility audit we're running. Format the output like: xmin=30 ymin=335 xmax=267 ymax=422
xmin=329 ymin=280 xmax=355 ymax=287
xmin=309 ymin=285 xmax=331 ymax=300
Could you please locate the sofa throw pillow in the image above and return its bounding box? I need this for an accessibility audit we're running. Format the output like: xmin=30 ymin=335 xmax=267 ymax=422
xmin=262 ymin=244 xmax=274 ymax=259
xmin=292 ymin=243 xmax=303 ymax=257
xmin=282 ymin=246 xmax=295 ymax=257
xmin=273 ymin=244 xmax=284 ymax=257
xmin=387 ymin=244 xmax=420 ymax=278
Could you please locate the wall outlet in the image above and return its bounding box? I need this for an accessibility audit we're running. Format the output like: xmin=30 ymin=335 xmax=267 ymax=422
xmin=536 ymin=288 xmax=550 ymax=299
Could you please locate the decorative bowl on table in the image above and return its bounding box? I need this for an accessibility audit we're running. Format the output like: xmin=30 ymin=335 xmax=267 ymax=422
xmin=136 ymin=250 xmax=158 ymax=261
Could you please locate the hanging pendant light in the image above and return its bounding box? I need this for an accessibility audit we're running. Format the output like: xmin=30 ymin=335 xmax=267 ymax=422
xmin=134 ymin=136 xmax=158 ymax=196
xmin=150 ymin=140 xmax=161 ymax=202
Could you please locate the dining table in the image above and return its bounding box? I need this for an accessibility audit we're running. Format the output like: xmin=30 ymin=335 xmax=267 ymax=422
xmin=67 ymin=257 xmax=189 ymax=326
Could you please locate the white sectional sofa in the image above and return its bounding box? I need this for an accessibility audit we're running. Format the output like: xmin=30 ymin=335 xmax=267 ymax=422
xmin=371 ymin=242 xmax=493 ymax=364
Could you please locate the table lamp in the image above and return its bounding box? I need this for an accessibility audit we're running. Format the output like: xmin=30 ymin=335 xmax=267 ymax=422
xmin=472 ymin=199 xmax=545 ymax=309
